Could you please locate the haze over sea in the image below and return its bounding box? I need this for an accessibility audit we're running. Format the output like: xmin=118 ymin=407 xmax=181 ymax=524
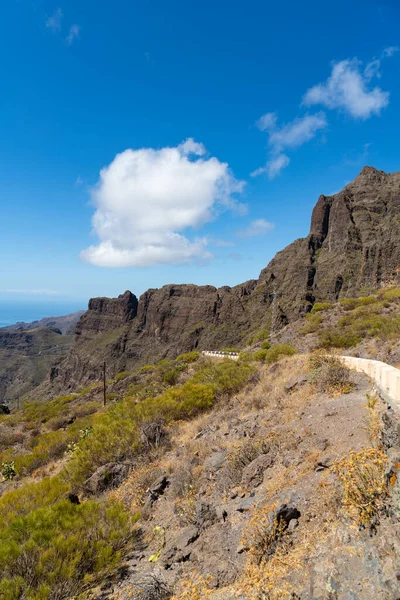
xmin=0 ymin=299 xmax=86 ymax=327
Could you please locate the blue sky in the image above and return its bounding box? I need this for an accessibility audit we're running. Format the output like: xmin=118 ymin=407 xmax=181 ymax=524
xmin=1 ymin=0 xmax=399 ymax=312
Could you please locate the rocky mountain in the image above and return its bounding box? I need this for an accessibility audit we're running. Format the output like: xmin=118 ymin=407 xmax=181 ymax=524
xmin=0 ymin=326 xmax=74 ymax=405
xmin=0 ymin=310 xmax=84 ymax=335
xmin=48 ymin=166 xmax=400 ymax=393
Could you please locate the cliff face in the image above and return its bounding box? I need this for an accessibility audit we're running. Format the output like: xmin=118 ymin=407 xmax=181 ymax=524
xmin=47 ymin=166 xmax=400 ymax=392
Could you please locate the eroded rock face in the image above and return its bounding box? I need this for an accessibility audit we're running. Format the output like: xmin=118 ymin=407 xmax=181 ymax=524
xmin=75 ymin=291 xmax=139 ymax=339
xmin=48 ymin=167 xmax=400 ymax=391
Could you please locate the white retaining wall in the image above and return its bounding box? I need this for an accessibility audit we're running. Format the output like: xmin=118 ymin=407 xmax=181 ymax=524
xmin=201 ymin=351 xmax=239 ymax=361
xmin=340 ymin=356 xmax=400 ymax=407
xmin=201 ymin=350 xmax=400 ymax=407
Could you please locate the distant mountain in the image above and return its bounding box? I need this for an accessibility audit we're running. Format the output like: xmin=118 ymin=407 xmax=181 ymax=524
xmin=47 ymin=166 xmax=400 ymax=394
xmin=0 ymin=310 xmax=85 ymax=335
xmin=0 ymin=311 xmax=84 ymax=405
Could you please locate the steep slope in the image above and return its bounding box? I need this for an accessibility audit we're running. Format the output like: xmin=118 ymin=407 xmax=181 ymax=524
xmin=46 ymin=166 xmax=400 ymax=393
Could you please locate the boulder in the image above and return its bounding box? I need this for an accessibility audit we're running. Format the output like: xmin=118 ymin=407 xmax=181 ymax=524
xmin=195 ymin=501 xmax=218 ymax=528
xmin=163 ymin=525 xmax=199 ymax=566
xmin=284 ymin=374 xmax=308 ymax=392
xmin=241 ymin=454 xmax=273 ymax=489
xmin=85 ymin=462 xmax=131 ymax=495
xmin=205 ymin=451 xmax=226 ymax=473
xmin=275 ymin=504 xmax=301 ymax=528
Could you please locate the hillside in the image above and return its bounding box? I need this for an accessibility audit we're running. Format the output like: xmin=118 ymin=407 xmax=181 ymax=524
xmin=0 ymin=311 xmax=83 ymax=406
xmin=1 ymin=348 xmax=400 ymax=599
xmin=47 ymin=166 xmax=400 ymax=395
xmin=0 ymin=327 xmax=74 ymax=406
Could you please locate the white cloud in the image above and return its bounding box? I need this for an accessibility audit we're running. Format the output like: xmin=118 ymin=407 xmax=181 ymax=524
xmin=237 ymin=219 xmax=274 ymax=238
xmin=303 ymin=58 xmax=389 ymax=119
xmin=266 ymin=153 xmax=290 ymax=179
xmin=66 ymin=24 xmax=80 ymax=45
xmin=251 ymin=113 xmax=326 ymax=179
xmin=268 ymin=112 xmax=327 ymax=152
xmin=383 ymin=46 xmax=399 ymax=57
xmin=81 ymin=139 xmax=246 ymax=268
xmin=256 ymin=112 xmax=277 ymax=132
xmin=46 ymin=8 xmax=63 ymax=32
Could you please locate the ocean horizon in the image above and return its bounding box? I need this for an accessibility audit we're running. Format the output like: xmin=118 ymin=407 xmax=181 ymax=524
xmin=0 ymin=299 xmax=87 ymax=328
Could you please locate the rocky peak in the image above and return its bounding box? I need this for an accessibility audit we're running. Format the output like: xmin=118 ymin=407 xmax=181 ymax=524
xmin=350 ymin=165 xmax=388 ymax=187
xmin=75 ymin=290 xmax=138 ymax=339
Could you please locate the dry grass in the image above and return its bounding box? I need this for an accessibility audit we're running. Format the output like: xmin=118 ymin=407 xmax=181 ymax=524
xmin=236 ymin=355 xmax=315 ymax=421
xmin=170 ymin=573 xmax=215 ymax=600
xmin=308 ymin=351 xmax=354 ymax=395
xmin=333 ymin=447 xmax=387 ymax=526
xmin=109 ymin=462 xmax=166 ymax=513
xmin=364 ymin=394 xmax=382 ymax=445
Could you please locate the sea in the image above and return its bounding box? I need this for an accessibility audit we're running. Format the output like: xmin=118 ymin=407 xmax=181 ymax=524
xmin=0 ymin=299 xmax=86 ymax=328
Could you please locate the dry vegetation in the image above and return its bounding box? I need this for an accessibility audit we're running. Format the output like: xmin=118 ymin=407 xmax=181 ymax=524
xmin=0 ymin=313 xmax=396 ymax=599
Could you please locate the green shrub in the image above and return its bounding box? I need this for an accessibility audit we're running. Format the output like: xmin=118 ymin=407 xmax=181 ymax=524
xmin=19 ymin=395 xmax=76 ymax=427
xmin=0 ymin=496 xmax=133 ymax=599
xmin=264 ymin=344 xmax=297 ymax=364
xmin=193 ymin=359 xmax=256 ymax=395
xmin=175 ymin=351 xmax=200 ymax=364
xmin=340 ymin=296 xmax=377 ymax=311
xmin=301 ymin=313 xmax=322 ymax=334
xmin=252 ymin=349 xmax=268 ymax=362
xmin=252 ymin=329 xmax=270 ymax=343
xmin=318 ymin=330 xmax=361 ymax=349
xmin=311 ymin=302 xmax=332 ymax=313
xmin=379 ymin=287 xmax=400 ymax=302
xmin=338 ymin=303 xmax=400 ymax=340
xmin=114 ymin=371 xmax=130 ymax=382
xmin=138 ymin=364 xmax=156 ymax=373
xmin=261 ymin=341 xmax=271 ymax=350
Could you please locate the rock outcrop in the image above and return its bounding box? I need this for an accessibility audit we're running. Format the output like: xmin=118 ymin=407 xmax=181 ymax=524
xmin=44 ymin=167 xmax=400 ymax=392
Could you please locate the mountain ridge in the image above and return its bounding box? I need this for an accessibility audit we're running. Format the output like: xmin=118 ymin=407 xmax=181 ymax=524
xmin=45 ymin=165 xmax=400 ymax=394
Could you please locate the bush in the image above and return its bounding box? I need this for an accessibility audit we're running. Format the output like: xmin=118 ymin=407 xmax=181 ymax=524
xmin=252 ymin=328 xmax=270 ymax=343
xmin=19 ymin=395 xmax=76 ymax=427
xmin=301 ymin=313 xmax=322 ymax=334
xmin=340 ymin=296 xmax=377 ymax=311
xmin=379 ymin=287 xmax=400 ymax=302
xmin=252 ymin=349 xmax=268 ymax=362
xmin=0 ymin=496 xmax=133 ymax=599
xmin=193 ymin=359 xmax=256 ymax=396
xmin=308 ymin=352 xmax=353 ymax=394
xmin=311 ymin=302 xmax=331 ymax=313
xmin=139 ymin=364 xmax=156 ymax=373
xmin=114 ymin=370 xmax=130 ymax=382
xmin=175 ymin=351 xmax=200 ymax=364
xmin=333 ymin=448 xmax=387 ymax=525
xmin=261 ymin=341 xmax=271 ymax=350
xmin=264 ymin=344 xmax=296 ymax=365
xmin=241 ymin=503 xmax=287 ymax=564
xmin=318 ymin=330 xmax=361 ymax=349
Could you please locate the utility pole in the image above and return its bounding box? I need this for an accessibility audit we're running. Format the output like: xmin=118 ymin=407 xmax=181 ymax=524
xmin=103 ymin=361 xmax=107 ymax=406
